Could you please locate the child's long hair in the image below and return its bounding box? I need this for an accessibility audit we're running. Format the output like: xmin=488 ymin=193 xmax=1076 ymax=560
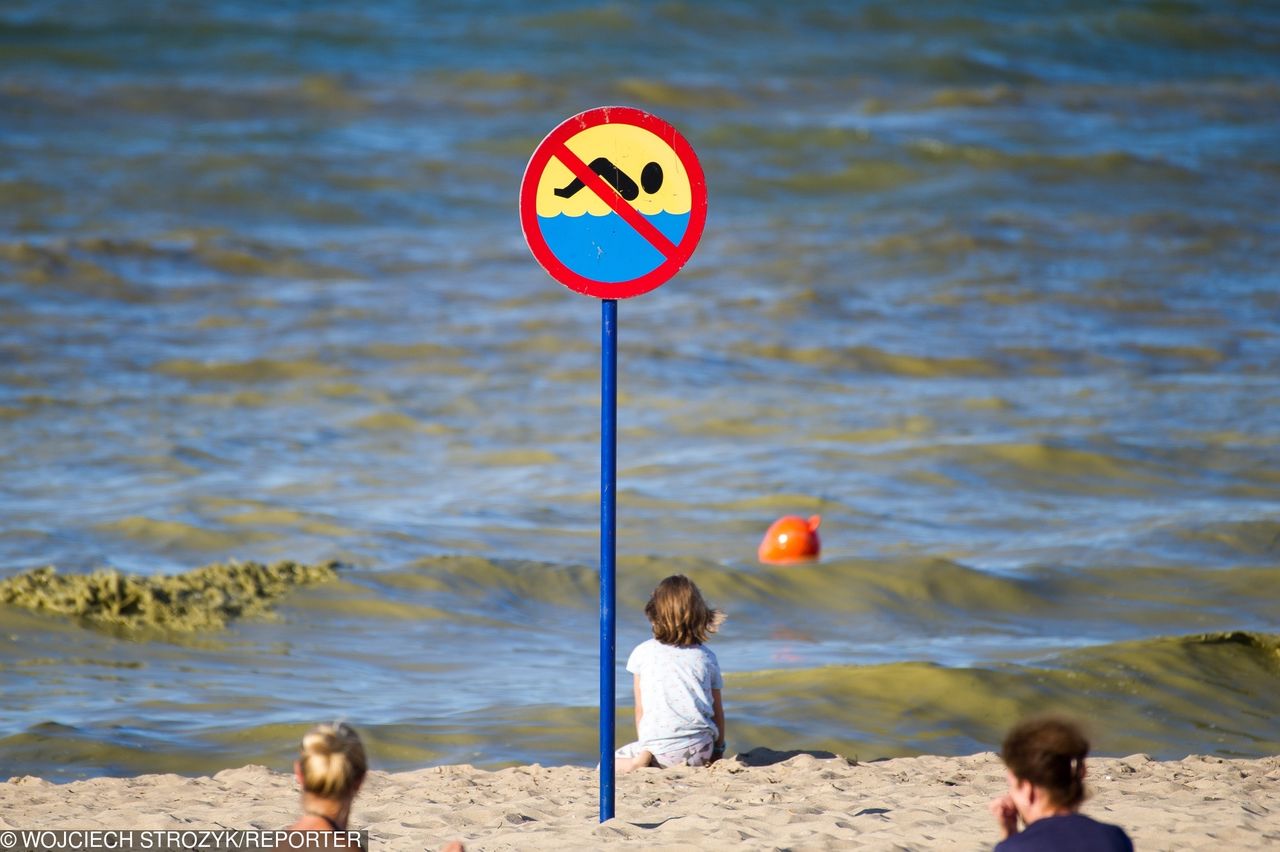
xmin=1001 ymin=716 xmax=1089 ymax=809
xmin=298 ymin=722 xmax=367 ymax=800
xmin=645 ymin=575 xmax=724 ymax=647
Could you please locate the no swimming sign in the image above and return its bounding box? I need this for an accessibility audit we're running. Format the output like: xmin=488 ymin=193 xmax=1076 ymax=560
xmin=520 ymin=106 xmax=707 ymax=299
xmin=519 ymin=107 xmax=706 ymax=823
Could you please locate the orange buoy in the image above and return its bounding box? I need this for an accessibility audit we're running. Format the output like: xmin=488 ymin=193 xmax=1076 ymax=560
xmin=757 ymin=514 xmax=821 ymax=564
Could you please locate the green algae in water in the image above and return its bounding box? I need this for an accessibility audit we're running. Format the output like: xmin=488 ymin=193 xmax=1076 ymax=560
xmin=0 ymin=559 xmax=340 ymax=631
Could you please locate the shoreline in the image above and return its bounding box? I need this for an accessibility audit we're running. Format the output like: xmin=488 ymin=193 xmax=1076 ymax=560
xmin=3 ymin=750 xmax=1277 ymax=850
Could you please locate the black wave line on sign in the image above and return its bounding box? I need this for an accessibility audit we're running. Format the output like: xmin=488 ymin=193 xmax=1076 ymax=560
xmin=555 ymin=158 xmax=663 ymax=201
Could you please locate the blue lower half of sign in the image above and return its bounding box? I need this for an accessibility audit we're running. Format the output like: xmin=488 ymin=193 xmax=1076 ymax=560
xmin=537 ymin=212 xmax=690 ymax=283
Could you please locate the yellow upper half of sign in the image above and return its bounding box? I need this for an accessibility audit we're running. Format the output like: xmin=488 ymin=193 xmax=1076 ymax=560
xmin=535 ymin=123 xmax=693 ymax=217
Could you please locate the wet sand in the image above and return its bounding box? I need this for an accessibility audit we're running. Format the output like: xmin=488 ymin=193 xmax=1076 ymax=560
xmin=3 ymin=750 xmax=1277 ymax=851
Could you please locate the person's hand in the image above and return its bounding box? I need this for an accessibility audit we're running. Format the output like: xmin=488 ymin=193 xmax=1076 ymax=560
xmin=988 ymin=794 xmax=1019 ymax=840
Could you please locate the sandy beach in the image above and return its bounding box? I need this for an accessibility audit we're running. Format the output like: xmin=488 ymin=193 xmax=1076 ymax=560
xmin=3 ymin=750 xmax=1276 ymax=851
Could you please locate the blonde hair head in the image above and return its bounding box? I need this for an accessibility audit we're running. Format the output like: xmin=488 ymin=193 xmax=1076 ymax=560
xmin=644 ymin=575 xmax=724 ymax=647
xmin=298 ymin=722 xmax=367 ymax=800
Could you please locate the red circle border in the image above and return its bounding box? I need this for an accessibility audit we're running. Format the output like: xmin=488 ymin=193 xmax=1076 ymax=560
xmin=519 ymin=106 xmax=707 ymax=300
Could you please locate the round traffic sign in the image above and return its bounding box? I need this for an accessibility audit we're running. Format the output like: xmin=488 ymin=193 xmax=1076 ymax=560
xmin=520 ymin=106 xmax=707 ymax=300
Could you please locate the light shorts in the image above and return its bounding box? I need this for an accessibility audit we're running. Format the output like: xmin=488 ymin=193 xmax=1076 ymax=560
xmin=615 ymin=737 xmax=716 ymax=768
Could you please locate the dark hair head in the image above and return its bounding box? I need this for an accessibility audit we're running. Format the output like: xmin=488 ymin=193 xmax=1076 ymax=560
xmin=644 ymin=575 xmax=723 ymax=647
xmin=1001 ymin=716 xmax=1090 ymax=809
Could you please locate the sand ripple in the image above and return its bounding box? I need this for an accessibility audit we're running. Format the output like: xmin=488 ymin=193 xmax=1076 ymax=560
xmin=3 ymin=751 xmax=1276 ymax=851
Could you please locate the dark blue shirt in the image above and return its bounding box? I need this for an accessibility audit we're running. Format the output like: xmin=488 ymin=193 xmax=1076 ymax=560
xmin=994 ymin=813 xmax=1133 ymax=852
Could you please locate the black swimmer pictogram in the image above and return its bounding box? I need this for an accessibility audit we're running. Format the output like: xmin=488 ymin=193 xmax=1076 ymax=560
xmin=555 ymin=158 xmax=663 ymax=201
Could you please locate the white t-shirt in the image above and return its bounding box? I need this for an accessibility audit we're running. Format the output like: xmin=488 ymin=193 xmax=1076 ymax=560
xmin=626 ymin=638 xmax=723 ymax=754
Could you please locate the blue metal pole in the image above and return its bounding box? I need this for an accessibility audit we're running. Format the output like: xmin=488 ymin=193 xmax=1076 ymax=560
xmin=599 ymin=298 xmax=618 ymax=823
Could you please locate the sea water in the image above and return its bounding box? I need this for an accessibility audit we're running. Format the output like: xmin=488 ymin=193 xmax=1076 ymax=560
xmin=1 ymin=0 xmax=1278 ymax=780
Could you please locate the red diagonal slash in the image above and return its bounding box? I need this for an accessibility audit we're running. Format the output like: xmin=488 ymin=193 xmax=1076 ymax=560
xmin=551 ymin=143 xmax=680 ymax=258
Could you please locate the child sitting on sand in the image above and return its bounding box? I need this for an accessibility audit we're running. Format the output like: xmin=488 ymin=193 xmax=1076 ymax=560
xmin=616 ymin=575 xmax=726 ymax=773
xmin=988 ymin=716 xmax=1133 ymax=851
